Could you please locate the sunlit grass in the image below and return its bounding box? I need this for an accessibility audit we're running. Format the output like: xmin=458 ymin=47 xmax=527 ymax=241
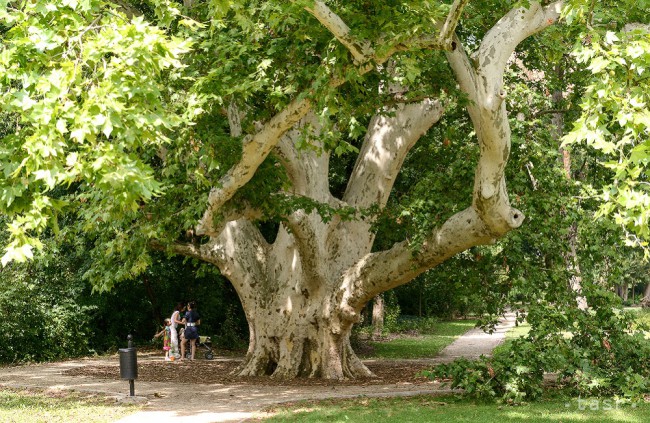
xmin=364 ymin=320 xmax=477 ymax=359
xmin=506 ymin=308 xmax=650 ymax=336
xmin=261 ymin=395 xmax=650 ymax=422
xmin=627 ymin=308 xmax=650 ymax=336
xmin=505 ymin=322 xmax=531 ymax=339
xmin=0 ymin=388 xmax=142 ymax=423
xmin=625 ymin=307 xmax=650 ymax=332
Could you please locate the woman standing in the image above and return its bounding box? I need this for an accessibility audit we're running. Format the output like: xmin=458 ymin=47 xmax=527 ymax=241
xmin=181 ymin=301 xmax=201 ymax=360
xmin=170 ymin=302 xmax=185 ymax=360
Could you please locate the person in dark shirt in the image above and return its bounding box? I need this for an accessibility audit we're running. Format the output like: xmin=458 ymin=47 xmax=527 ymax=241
xmin=181 ymin=301 xmax=201 ymax=360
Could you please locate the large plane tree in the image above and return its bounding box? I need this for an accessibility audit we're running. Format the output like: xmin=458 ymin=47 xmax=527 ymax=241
xmin=166 ymin=0 xmax=558 ymax=379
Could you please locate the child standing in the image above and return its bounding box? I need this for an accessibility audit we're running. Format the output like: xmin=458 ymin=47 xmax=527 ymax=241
xmin=153 ymin=318 xmax=173 ymax=361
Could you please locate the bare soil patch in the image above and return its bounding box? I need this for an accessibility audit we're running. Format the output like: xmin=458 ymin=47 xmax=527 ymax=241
xmin=63 ymin=359 xmax=436 ymax=386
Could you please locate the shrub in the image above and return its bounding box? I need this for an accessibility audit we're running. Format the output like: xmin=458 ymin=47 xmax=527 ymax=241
xmin=424 ymin=290 xmax=650 ymax=403
xmin=390 ymin=315 xmax=441 ymax=334
xmin=0 ymin=265 xmax=95 ymax=363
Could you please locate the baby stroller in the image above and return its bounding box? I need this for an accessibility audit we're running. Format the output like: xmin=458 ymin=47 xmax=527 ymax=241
xmin=184 ymin=335 xmax=215 ymax=360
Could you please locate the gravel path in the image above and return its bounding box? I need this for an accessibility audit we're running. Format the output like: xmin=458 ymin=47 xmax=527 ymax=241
xmin=0 ymin=313 xmax=515 ymax=422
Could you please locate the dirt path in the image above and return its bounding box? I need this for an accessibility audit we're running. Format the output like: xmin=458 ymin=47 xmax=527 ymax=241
xmin=0 ymin=313 xmax=515 ymax=422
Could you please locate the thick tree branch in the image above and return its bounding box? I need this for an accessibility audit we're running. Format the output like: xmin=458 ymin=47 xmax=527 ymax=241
xmin=480 ymin=2 xmax=563 ymax=67
xmin=445 ymin=37 xmax=477 ymax=102
xmin=449 ymin=1 xmax=562 ymax=233
xmin=324 ymin=99 xmax=445 ymax=280
xmin=284 ymin=211 xmax=328 ymax=286
xmin=150 ymin=239 xmax=215 ymax=262
xmin=197 ymin=0 xmax=477 ymax=237
xmin=302 ymin=0 xmax=470 ymax=65
xmin=343 ymin=99 xmax=444 ymax=209
xmin=339 ymin=1 xmax=564 ymax=308
xmin=339 ymin=207 xmax=502 ymax=311
xmin=156 ymin=217 xmax=262 ymax=258
xmin=274 ymin=113 xmax=335 ymax=203
xmin=303 ymin=1 xmax=370 ymax=63
xmin=439 ymin=0 xmax=470 ymax=45
xmin=474 ymin=1 xmax=563 ymax=107
xmin=152 ymin=220 xmax=267 ymax=280
xmin=220 ymin=202 xmax=264 ymax=231
xmin=448 ymin=2 xmax=563 ymax=105
xmin=212 ymin=220 xmax=269 ymax=315
xmin=196 ymin=97 xmax=311 ymax=236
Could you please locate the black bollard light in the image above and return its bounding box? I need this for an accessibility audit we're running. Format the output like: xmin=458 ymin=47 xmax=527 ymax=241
xmin=118 ymin=334 xmax=138 ymax=396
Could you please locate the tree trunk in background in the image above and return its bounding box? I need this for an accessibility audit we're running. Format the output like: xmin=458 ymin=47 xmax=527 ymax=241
xmin=372 ymin=295 xmax=385 ymax=340
xmin=552 ymin=63 xmax=588 ymax=311
xmin=641 ymin=284 xmax=650 ymax=307
xmin=616 ymin=283 xmax=629 ymax=302
xmin=142 ymin=274 xmax=163 ymax=324
xmin=566 ymin=222 xmax=588 ymax=310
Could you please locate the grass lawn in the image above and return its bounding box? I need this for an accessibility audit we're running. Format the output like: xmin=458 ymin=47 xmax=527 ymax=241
xmin=0 ymin=388 xmax=142 ymax=423
xmin=505 ymin=321 xmax=530 ymax=339
xmin=363 ymin=320 xmax=477 ymax=359
xmin=261 ymin=394 xmax=650 ymax=422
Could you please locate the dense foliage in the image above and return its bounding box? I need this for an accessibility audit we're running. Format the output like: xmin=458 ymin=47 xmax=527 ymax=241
xmin=427 ymin=292 xmax=650 ymax=402
xmin=0 ymin=228 xmax=247 ymax=363
xmin=0 ymin=0 xmax=194 ymax=273
xmin=563 ymin=1 xmax=650 ymax=248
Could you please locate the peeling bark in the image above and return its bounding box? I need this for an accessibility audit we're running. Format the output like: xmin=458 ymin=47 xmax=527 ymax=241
xmin=344 ymin=100 xmax=445 ymax=209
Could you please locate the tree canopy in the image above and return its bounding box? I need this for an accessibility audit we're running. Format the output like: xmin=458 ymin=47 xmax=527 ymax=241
xmin=1 ymin=0 xmax=647 ymax=267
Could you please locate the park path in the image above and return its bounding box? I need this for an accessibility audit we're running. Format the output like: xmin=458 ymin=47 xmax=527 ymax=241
xmin=435 ymin=311 xmax=516 ymax=362
xmin=0 ymin=312 xmax=516 ymax=423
